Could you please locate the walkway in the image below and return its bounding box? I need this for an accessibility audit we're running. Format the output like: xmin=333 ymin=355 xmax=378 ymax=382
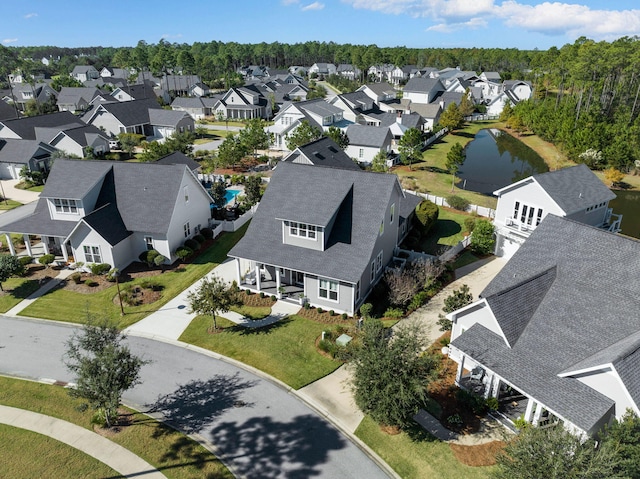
xmin=0 ymin=179 xmax=40 ymax=204
xmin=5 ymin=268 xmax=75 ymax=317
xmin=0 ymin=405 xmax=167 ymax=479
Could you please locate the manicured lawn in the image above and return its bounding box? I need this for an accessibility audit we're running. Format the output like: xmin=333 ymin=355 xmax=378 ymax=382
xmin=419 ymin=207 xmax=474 ymax=255
xmin=356 ymin=416 xmax=494 ymax=479
xmin=230 ymin=304 xmax=272 ymax=320
xmin=0 ymin=376 xmax=233 ymax=479
xmin=19 ymin=225 xmax=249 ymax=328
xmin=0 ymin=199 xmax=23 ymax=210
xmin=0 ymin=425 xmax=120 ymax=478
xmin=179 ymin=314 xmax=342 ymax=389
xmin=0 ymin=277 xmax=42 ymax=313
xmin=451 ymin=250 xmax=483 ymax=270
xmin=199 ymin=120 xmax=246 ymax=128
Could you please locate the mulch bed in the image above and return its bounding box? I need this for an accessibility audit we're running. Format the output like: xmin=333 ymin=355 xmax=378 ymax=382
xmin=297 ymin=307 xmax=355 ymax=324
xmin=449 ymin=441 xmax=505 ymax=467
xmin=92 ymin=407 xmax=134 ymax=437
xmin=236 ymin=291 xmax=277 ymax=307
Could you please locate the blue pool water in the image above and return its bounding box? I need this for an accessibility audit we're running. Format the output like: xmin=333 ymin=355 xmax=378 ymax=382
xmin=224 ymin=189 xmax=241 ymax=204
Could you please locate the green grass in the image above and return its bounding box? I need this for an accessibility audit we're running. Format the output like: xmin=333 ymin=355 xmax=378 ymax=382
xmin=420 ymin=208 xmax=474 ymax=255
xmin=0 ymin=424 xmax=121 ymax=478
xmin=179 ymin=314 xmax=342 ymax=389
xmin=0 ymin=277 xmax=42 ymax=312
xmin=19 ymin=225 xmax=248 ymax=328
xmin=451 ymin=250 xmax=482 ymax=270
xmin=0 ymin=199 xmax=23 ymax=210
xmin=0 ymin=376 xmax=233 ymax=479
xmin=230 ymin=304 xmax=272 ymax=320
xmin=356 ymin=416 xmax=494 ymax=479
xmin=198 ymin=120 xmax=246 ymax=128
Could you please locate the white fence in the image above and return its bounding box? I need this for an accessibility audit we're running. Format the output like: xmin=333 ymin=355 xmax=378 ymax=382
xmin=210 ymin=203 xmax=258 ymax=236
xmin=404 ymin=190 xmax=496 ymax=219
xmin=439 ymin=235 xmax=472 ymax=263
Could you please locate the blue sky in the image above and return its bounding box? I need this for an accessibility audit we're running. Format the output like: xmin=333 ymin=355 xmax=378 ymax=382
xmin=2 ymin=1 xmax=640 ymax=51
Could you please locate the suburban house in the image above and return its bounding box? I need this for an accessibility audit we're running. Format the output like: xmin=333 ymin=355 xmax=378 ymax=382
xmin=329 ymin=91 xmax=377 ymax=123
xmin=447 ymin=215 xmax=640 ymax=437
xmin=160 ymin=75 xmax=201 ymax=97
xmin=213 ymin=85 xmax=271 ymax=120
xmin=56 ymin=87 xmax=100 ymax=113
xmin=390 ymin=65 xmax=415 ymax=85
xmin=365 ymin=112 xmax=425 ymax=153
xmin=345 ymin=124 xmax=392 ymax=165
xmin=228 ymin=161 xmax=421 ymax=315
xmin=170 ymin=97 xmax=218 ymax=120
xmin=308 ymin=63 xmax=337 ymax=77
xmin=402 ymin=77 xmax=445 ymax=104
xmin=82 ymin=98 xmax=162 ymax=137
xmin=492 ymin=163 xmax=622 ymax=258
xmin=0 ymin=139 xmax=57 ymax=180
xmin=71 ymin=65 xmax=100 ymax=83
xmin=406 ymin=103 xmax=442 ymax=131
xmin=336 ymin=64 xmax=361 ymax=81
xmin=0 ymin=159 xmax=213 ymax=269
xmin=188 ymin=82 xmax=211 ymax=98
xmin=148 ymin=109 xmax=195 ymax=142
xmin=0 ymin=111 xmax=85 ymax=140
xmin=357 ymin=82 xmax=397 ymax=105
xmin=40 ymin=124 xmax=110 ymax=158
xmin=100 ymin=67 xmax=131 ymax=79
xmin=111 ymin=84 xmax=158 ymax=102
xmin=281 ymin=137 xmax=360 ymax=170
xmin=367 ymin=64 xmax=395 ymax=83
xmin=10 ymin=83 xmax=58 ymax=112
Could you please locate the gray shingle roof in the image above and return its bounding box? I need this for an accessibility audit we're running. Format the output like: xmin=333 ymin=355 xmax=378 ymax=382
xmin=403 ymin=77 xmax=443 ymax=93
xmin=0 ymin=100 xmax=18 ymax=121
xmin=57 ymin=87 xmax=99 ymax=105
xmin=453 ymin=215 xmax=640 ymax=433
xmin=0 ymin=111 xmax=84 ymax=140
xmin=84 ymin=99 xmax=161 ymax=127
xmin=148 ymin=109 xmax=189 ymax=127
xmin=229 ymin=161 xmax=400 ymax=283
xmin=0 ymin=139 xmax=55 ymax=164
xmin=360 ymin=82 xmax=395 ymax=96
xmin=346 ymin=124 xmax=391 ymax=148
xmin=155 ymin=151 xmax=200 ymax=171
xmin=283 ymin=137 xmax=361 ymax=170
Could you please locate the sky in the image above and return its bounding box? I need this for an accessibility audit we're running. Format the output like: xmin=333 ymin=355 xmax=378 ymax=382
xmin=2 ymin=0 xmax=640 ymax=51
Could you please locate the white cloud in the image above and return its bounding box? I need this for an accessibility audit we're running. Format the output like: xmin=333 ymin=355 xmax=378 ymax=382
xmin=24 ymin=13 xmax=37 ymax=19
xmin=160 ymin=33 xmax=183 ymax=40
xmin=2 ymin=38 xmax=18 ymax=44
xmin=343 ymin=0 xmax=640 ymax=40
xmin=282 ymin=0 xmax=299 ymax=4
xmin=302 ymin=2 xmax=325 ymax=11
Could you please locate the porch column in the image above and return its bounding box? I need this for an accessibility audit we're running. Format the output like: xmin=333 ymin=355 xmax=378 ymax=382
xmin=455 ymin=355 xmax=465 ymax=383
xmin=255 ymin=264 xmax=261 ymax=291
xmin=42 ymin=236 xmax=50 ymax=255
xmin=484 ymin=373 xmax=494 ymax=399
xmin=23 ymin=235 xmax=32 ymax=257
xmin=6 ymin=234 xmax=15 ymax=256
xmin=532 ymin=402 xmax=543 ymax=425
xmin=235 ymin=259 xmax=242 ymax=285
xmin=524 ymin=399 xmax=536 ymax=423
xmin=276 ymin=269 xmax=281 ymax=299
xmin=61 ymin=241 xmax=69 ymax=262
xmin=491 ymin=377 xmax=501 ymax=398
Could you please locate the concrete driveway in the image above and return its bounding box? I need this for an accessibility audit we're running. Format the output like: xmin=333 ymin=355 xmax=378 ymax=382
xmin=0 ymin=316 xmax=393 ymax=479
xmin=0 ymin=179 xmax=40 ymax=204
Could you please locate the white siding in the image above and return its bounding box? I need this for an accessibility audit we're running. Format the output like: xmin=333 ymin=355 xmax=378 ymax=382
xmin=575 ymin=368 xmax=640 ymax=419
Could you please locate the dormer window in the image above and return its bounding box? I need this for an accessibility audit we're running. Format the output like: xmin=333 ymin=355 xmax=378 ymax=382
xmin=290 ymin=222 xmax=316 ymax=239
xmin=53 ymin=198 xmax=78 ymax=214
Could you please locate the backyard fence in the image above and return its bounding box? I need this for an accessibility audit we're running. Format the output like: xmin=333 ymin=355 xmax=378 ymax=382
xmin=404 ymin=190 xmax=496 ymax=219
xmin=211 ymin=203 xmax=258 ymax=235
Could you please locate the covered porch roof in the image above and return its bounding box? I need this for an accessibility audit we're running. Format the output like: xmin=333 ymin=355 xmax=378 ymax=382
xmin=0 ymin=199 xmax=75 ymax=239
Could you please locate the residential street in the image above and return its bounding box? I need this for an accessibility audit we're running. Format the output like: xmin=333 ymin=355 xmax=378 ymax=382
xmin=0 ymin=316 xmax=392 ymax=479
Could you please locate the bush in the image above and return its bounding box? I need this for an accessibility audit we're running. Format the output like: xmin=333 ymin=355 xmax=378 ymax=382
xmin=470 ymin=219 xmax=495 ymax=255
xmin=317 ymin=307 xmax=324 ymax=314
xmin=304 ymin=302 xmax=311 ymax=309
xmin=38 ymin=254 xmax=55 ymax=267
xmin=329 ymin=310 xmax=335 ymax=316
xmin=140 ymin=280 xmax=163 ymax=291
xmin=71 ymin=272 xmax=82 ymax=284
xmin=341 ymin=313 xmax=348 ymax=320
xmin=105 ymin=268 xmax=118 ymax=282
xmin=446 ymin=195 xmax=469 ymax=211
xmin=384 ymin=307 xmax=405 ymax=319
xmin=259 ymin=291 xmax=265 ymax=298
xmin=19 ymin=256 xmax=33 ymax=266
xmin=271 ymin=295 xmax=277 ymax=301
xmin=90 ymin=263 xmax=111 ymax=276
xmin=175 ymin=246 xmax=193 ymax=260
xmin=139 ymin=249 xmax=159 ymax=266
xmin=414 ymin=200 xmax=439 ymax=236
xmin=153 ymin=254 xmax=167 ymax=266
xmin=200 ymin=227 xmax=214 ymax=239
xmin=184 ymin=238 xmax=200 ymax=251
xmin=456 ymin=389 xmax=487 ymax=415
xmin=84 ymin=279 xmax=98 ymax=287
xmin=409 ymin=290 xmax=430 ymax=311
xmin=245 ymin=289 xmax=252 ymax=295
xmin=359 ymin=303 xmax=373 ymax=319
xmin=486 ymin=396 xmax=499 ymax=411
xmin=464 ymin=217 xmax=477 ymax=233
xmin=193 ymin=234 xmax=205 ymax=244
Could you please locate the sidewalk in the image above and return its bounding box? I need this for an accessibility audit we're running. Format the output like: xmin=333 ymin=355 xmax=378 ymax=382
xmin=0 ymin=405 xmax=167 ymax=478
xmin=5 ymin=268 xmax=75 ymax=317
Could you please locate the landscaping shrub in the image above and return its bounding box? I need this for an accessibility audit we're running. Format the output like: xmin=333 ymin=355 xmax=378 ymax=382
xmin=19 ymin=256 xmax=33 ymax=266
xmin=140 ymin=280 xmax=163 ymax=291
xmin=84 ymin=279 xmax=98 ymax=287
xmin=106 ymin=268 xmax=118 ymax=282
xmin=413 ymin=200 xmax=439 ymax=236
xmin=175 ymin=246 xmax=193 ymax=260
xmin=38 ymin=254 xmax=55 ymax=267
xmin=329 ymin=310 xmax=335 ymax=316
xmin=446 ymin=195 xmax=470 ymax=211
xmin=200 ymin=227 xmax=214 ymax=239
xmin=408 ymin=290 xmax=430 ymax=311
xmin=184 ymin=238 xmax=200 ymax=251
xmin=139 ymin=249 xmax=159 ymax=266
xmin=71 ymin=272 xmax=82 ymax=284
xmin=304 ymin=302 xmax=310 ymax=309
xmin=193 ymin=234 xmax=205 ymax=244
xmin=470 ymin=219 xmax=496 ymax=255
xmin=259 ymin=292 xmax=265 ymax=298
xmin=359 ymin=303 xmax=373 ymax=319
xmin=456 ymin=389 xmax=487 ymax=415
xmin=383 ymin=307 xmax=404 ymax=319
xmin=464 ymin=217 xmax=477 ymax=233
xmin=486 ymin=397 xmax=499 ymax=412
xmin=317 ymin=307 xmax=324 ymax=314
xmin=245 ymin=289 xmax=252 ymax=295
xmin=341 ymin=313 xmax=348 ymax=320
xmin=90 ymin=263 xmax=111 ymax=276
xmin=153 ymin=254 xmax=167 ymax=267
xmin=271 ymin=295 xmax=277 ymax=301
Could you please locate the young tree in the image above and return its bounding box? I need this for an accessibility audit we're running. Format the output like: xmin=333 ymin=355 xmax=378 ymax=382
xmin=117 ymin=133 xmax=144 ymax=159
xmin=243 ymin=175 xmax=262 ymax=206
xmin=217 ymin=134 xmax=248 ymax=170
xmin=0 ymin=254 xmax=22 ymax=291
xmin=324 ymin=126 xmax=349 ymax=149
xmin=439 ymin=102 xmax=464 ymax=133
xmin=370 ymin=151 xmax=388 ymax=172
xmin=65 ymin=317 xmax=150 ymax=428
xmin=285 ymin=120 xmax=322 ymax=151
xmin=459 ymin=88 xmax=475 ymax=117
xmin=470 ymin=219 xmax=495 ymax=255
xmin=186 ymin=275 xmax=239 ymax=331
xmin=604 ymin=167 xmax=625 ymax=187
xmin=238 ymin=118 xmax=271 ymax=157
xmin=437 ymin=284 xmax=473 ymax=331
xmin=604 ymin=410 xmax=640 ymax=478
xmin=493 ymin=425 xmax=621 ymax=479
xmin=445 ymin=142 xmax=466 ymax=191
xmin=398 ymin=127 xmax=424 ymax=170
xmin=210 ymin=181 xmax=227 ymax=209
xmin=350 ymin=319 xmax=439 ymax=428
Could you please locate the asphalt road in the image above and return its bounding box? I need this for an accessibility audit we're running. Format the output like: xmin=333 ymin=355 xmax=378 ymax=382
xmin=0 ymin=316 xmax=391 ymax=479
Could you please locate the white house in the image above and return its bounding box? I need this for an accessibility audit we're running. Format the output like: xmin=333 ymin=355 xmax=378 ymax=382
xmin=345 ymin=124 xmax=392 ymax=166
xmin=447 ymin=215 xmax=640 ymax=437
xmin=0 ymin=159 xmax=213 ymax=269
xmin=493 ymin=163 xmax=622 ymax=258
xmin=402 ymin=77 xmax=444 ymax=105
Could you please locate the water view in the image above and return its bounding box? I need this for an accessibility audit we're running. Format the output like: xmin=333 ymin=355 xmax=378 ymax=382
xmin=457 ymin=129 xmax=548 ymax=194
xmin=610 ymin=190 xmax=640 ymax=239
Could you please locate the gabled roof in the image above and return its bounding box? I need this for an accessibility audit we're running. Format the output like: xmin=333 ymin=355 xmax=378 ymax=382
xmin=45 ymin=124 xmax=108 ymax=148
xmin=0 ymin=139 xmax=56 ymax=164
xmin=148 ymin=109 xmax=191 ymax=127
xmin=154 ymin=151 xmax=200 ymax=171
xmin=57 ymin=87 xmax=100 ymax=106
xmin=346 ymin=124 xmax=392 ymax=148
xmin=160 ymin=75 xmax=201 ymax=91
xmin=403 ymin=77 xmax=443 ymax=94
xmin=358 ymin=82 xmax=396 ymax=97
xmin=71 ymin=65 xmax=98 ymax=75
xmin=113 ymin=84 xmax=157 ymax=101
xmin=0 ymin=100 xmax=19 ymax=121
xmin=0 ymin=111 xmax=84 ymax=140
xmin=494 ymin=164 xmax=615 ymax=214
xmin=229 ymin=161 xmax=402 ymax=283
xmin=452 ymin=215 xmax=640 ymax=433
xmin=83 ymin=98 xmax=161 ymax=127
xmin=282 ymin=137 xmax=361 ymax=171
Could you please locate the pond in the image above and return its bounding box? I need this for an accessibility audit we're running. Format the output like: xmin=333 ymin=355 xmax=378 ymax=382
xmin=610 ymin=190 xmax=640 ymax=239
xmin=457 ymin=129 xmax=548 ymax=194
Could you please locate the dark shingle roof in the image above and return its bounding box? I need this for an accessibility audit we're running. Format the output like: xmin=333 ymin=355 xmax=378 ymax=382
xmin=229 ymin=161 xmax=401 ymax=283
xmin=148 ymin=109 xmax=190 ymax=127
xmin=283 ymin=137 xmax=361 ymax=170
xmin=84 ymin=99 xmax=161 ymax=127
xmin=404 ymin=77 xmax=443 ymax=93
xmin=155 ymin=151 xmax=200 ymax=171
xmin=452 ymin=215 xmax=640 ymax=433
xmin=346 ymin=124 xmax=391 ymax=148
xmin=0 ymin=111 xmax=84 ymax=140
xmin=0 ymin=139 xmax=55 ymax=164
xmin=0 ymin=100 xmax=18 ymax=121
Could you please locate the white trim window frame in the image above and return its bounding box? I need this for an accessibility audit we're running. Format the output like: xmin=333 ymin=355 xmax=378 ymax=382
xmin=144 ymin=236 xmax=153 ymax=250
xmin=289 ymin=221 xmax=317 ymax=240
xmin=184 ymin=221 xmax=191 ymax=238
xmin=319 ymin=278 xmax=339 ymax=302
xmin=53 ymin=198 xmax=78 ymax=214
xmin=375 ymin=251 xmax=383 ymax=272
xmin=83 ymin=245 xmax=102 ymax=263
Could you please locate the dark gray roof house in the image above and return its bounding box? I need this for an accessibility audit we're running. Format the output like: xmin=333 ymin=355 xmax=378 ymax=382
xmin=449 ymin=215 xmax=640 ymax=436
xmin=154 ymin=151 xmax=201 ymax=172
xmin=346 ymin=124 xmax=393 ymax=149
xmin=0 ymin=139 xmax=57 ymax=179
xmin=0 ymin=111 xmax=84 ymax=140
xmin=82 ymin=98 xmax=162 ymax=137
xmin=0 ymin=100 xmax=19 ymax=121
xmin=282 ymin=137 xmax=361 ymax=170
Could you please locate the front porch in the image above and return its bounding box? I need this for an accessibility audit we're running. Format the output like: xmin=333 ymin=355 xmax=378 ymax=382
xmin=2 ymin=233 xmax=71 ymax=265
xmin=237 ymin=261 xmax=305 ymax=301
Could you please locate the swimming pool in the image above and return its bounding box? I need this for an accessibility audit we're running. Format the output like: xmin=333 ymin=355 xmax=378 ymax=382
xmin=224 ymin=189 xmax=241 ymax=204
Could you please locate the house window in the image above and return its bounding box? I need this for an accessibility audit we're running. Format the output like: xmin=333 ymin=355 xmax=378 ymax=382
xmin=515 ymin=202 xmax=544 ymax=227
xmin=371 ymin=261 xmax=376 ymax=281
xmin=144 ymin=236 xmax=153 ymax=250
xmin=379 ymin=220 xmax=384 ymax=236
xmin=390 ymin=203 xmax=395 ymax=224
xmin=319 ymin=278 xmax=338 ymax=302
xmin=355 ymin=281 xmax=360 ymax=302
xmin=290 ymin=222 xmax=316 ymax=240
xmin=359 ymin=148 xmax=364 ymax=159
xmin=184 ymin=221 xmax=191 ymax=238
xmin=376 ymin=251 xmax=383 ymax=272
xmin=184 ymin=186 xmax=189 ymax=203
xmin=53 ymin=198 xmax=78 ymax=214
xmin=83 ymin=245 xmax=102 ymax=263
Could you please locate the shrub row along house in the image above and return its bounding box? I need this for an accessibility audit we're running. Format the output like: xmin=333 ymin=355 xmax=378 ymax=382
xmin=228 ymin=142 xmax=421 ymax=315
xmin=0 ymin=159 xmax=212 ymax=269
